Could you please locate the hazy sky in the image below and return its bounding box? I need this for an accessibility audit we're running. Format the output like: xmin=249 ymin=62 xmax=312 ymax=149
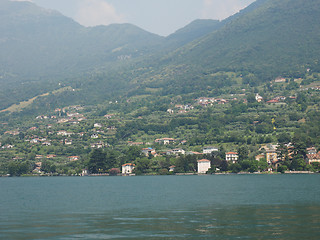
xmin=15 ymin=0 xmax=256 ymax=36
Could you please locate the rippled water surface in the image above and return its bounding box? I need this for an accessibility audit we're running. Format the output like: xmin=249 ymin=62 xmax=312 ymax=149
xmin=1 ymin=175 xmax=319 ymax=239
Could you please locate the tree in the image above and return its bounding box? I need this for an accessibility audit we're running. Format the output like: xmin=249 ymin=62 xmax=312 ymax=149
xmin=220 ymin=160 xmax=229 ymax=172
xmin=8 ymin=161 xmax=32 ymax=176
xmin=125 ymin=146 xmax=142 ymax=161
xmin=247 ymin=93 xmax=256 ymax=104
xmin=134 ymin=158 xmax=150 ymax=175
xmin=109 ymin=168 xmax=120 ymax=176
xmin=277 ymin=165 xmax=288 ymax=173
xmin=159 ymin=157 xmax=172 ymax=170
xmin=174 ymin=155 xmax=197 ymax=173
xmin=290 ymin=156 xmax=306 ymax=171
xmin=228 ymin=163 xmax=241 ymax=173
xmin=277 ymin=133 xmax=291 ymax=144
xmin=292 ymin=133 xmax=309 ymax=158
xmin=41 ymin=160 xmax=56 ymax=173
xmin=276 ymin=143 xmax=288 ymax=161
xmin=238 ymin=145 xmax=249 ymax=161
xmin=159 ymin=168 xmax=169 ymax=175
xmin=258 ymin=159 xmax=268 ymax=172
xmin=105 ymin=150 xmax=118 ymax=170
xmin=88 ymin=148 xmax=106 ymax=173
xmin=248 ymin=161 xmax=259 ymax=173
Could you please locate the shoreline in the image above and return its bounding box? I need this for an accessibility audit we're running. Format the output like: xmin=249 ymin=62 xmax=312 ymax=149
xmin=0 ymin=171 xmax=317 ymax=177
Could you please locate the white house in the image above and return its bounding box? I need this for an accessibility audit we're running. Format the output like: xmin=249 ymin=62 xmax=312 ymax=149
xmin=307 ymin=147 xmax=317 ymax=155
xmin=122 ymin=163 xmax=135 ymax=174
xmin=155 ymin=138 xmax=176 ymax=145
xmin=197 ymin=159 xmax=211 ymax=174
xmin=81 ymin=169 xmax=89 ymax=176
xmin=169 ymin=165 xmax=176 ymax=172
xmin=203 ymin=146 xmax=219 ymax=154
xmin=167 ymin=148 xmax=185 ymax=156
xmin=225 ymin=152 xmax=238 ymax=163
xmin=68 ymin=156 xmax=80 ymax=161
xmin=91 ymin=133 xmax=99 ymax=139
xmin=94 ymin=123 xmax=102 ymax=128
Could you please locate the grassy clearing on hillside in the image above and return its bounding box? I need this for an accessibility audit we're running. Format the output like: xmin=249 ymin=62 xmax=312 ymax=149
xmin=0 ymin=86 xmax=73 ymax=113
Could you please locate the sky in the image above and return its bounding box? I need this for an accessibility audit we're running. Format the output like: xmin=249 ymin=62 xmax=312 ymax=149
xmin=13 ymin=0 xmax=256 ymax=36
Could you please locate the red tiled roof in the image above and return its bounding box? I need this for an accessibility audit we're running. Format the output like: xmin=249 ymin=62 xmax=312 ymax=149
xmin=267 ymin=99 xmax=280 ymax=103
xmin=197 ymin=159 xmax=210 ymax=162
xmin=307 ymin=154 xmax=320 ymax=160
xmin=122 ymin=163 xmax=135 ymax=167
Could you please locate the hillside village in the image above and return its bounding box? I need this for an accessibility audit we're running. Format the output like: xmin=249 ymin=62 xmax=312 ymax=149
xmin=1 ymin=75 xmax=319 ymax=176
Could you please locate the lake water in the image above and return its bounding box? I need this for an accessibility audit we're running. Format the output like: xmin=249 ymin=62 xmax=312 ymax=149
xmin=0 ymin=174 xmax=319 ymax=239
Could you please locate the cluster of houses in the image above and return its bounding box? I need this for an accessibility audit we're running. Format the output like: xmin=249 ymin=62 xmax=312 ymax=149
xmin=31 ymin=155 xmax=81 ymax=174
xmin=306 ymin=147 xmax=320 ymax=164
xmin=196 ymin=97 xmax=229 ymax=107
xmin=167 ymin=104 xmax=194 ymax=114
xmin=194 ymin=92 xmax=296 ymax=106
xmin=29 ymin=137 xmax=51 ymax=146
xmin=141 ymin=145 xmax=221 ymax=158
xmin=4 ymin=130 xmax=20 ymax=136
xmin=119 ymin=143 xmax=320 ymax=175
xmin=256 ymin=94 xmax=297 ymax=104
xmin=256 ymin=145 xmax=320 ymax=166
xmin=119 ymin=146 xmax=240 ymax=175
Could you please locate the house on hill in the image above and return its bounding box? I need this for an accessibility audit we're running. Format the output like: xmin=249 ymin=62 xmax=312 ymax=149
xmin=267 ymin=99 xmax=280 ymax=104
xmin=255 ymin=94 xmax=263 ymax=102
xmin=167 ymin=148 xmax=185 ymax=156
xmin=169 ymin=165 xmax=176 ymax=172
xmin=91 ymin=133 xmax=99 ymax=139
xmin=155 ymin=138 xmax=176 ymax=145
xmin=142 ymin=148 xmax=157 ymax=157
xmin=203 ymin=146 xmax=218 ymax=154
xmin=122 ymin=163 xmax=135 ymax=175
xmin=266 ymin=150 xmax=278 ymax=164
xmin=94 ymin=123 xmax=102 ymax=128
xmin=197 ymin=159 xmax=211 ymax=174
xmin=306 ymin=152 xmax=320 ymax=164
xmin=274 ymin=77 xmax=286 ymax=83
xmin=255 ymin=154 xmax=265 ymax=161
xmin=307 ymin=147 xmax=317 ymax=155
xmin=225 ymin=152 xmax=238 ymax=163
xmin=68 ymin=156 xmax=80 ymax=161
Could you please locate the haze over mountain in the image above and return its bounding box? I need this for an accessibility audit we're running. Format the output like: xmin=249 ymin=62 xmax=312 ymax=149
xmin=169 ymin=0 xmax=320 ymax=79
xmin=1 ymin=0 xmax=320 ymax=112
xmin=0 ymin=0 xmax=163 ymax=80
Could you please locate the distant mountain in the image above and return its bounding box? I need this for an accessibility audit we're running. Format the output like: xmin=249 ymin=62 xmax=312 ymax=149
xmin=0 ymin=0 xmax=225 ymax=110
xmin=166 ymin=19 xmax=221 ymax=47
xmin=1 ymin=0 xmax=320 ymax=112
xmin=168 ymin=0 xmax=320 ymax=80
xmin=0 ymin=0 xmax=164 ymax=81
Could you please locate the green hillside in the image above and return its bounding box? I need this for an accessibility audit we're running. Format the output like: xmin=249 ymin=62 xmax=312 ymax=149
xmin=169 ymin=0 xmax=320 ymax=80
xmin=166 ymin=19 xmax=221 ymax=47
xmin=0 ymin=0 xmax=165 ymax=80
xmin=0 ymin=0 xmax=166 ymax=110
xmin=2 ymin=0 xmax=320 ymax=111
xmin=1 ymin=0 xmax=320 ymax=176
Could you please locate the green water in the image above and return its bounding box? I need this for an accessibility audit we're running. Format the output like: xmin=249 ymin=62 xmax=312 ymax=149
xmin=0 ymin=175 xmax=319 ymax=239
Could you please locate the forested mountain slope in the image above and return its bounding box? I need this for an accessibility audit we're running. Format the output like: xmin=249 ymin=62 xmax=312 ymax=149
xmin=166 ymin=19 xmax=221 ymax=47
xmin=0 ymin=0 xmax=223 ymax=111
xmin=168 ymin=0 xmax=320 ymax=80
xmin=0 ymin=0 xmax=164 ymax=81
xmin=1 ymin=0 xmax=320 ymax=112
